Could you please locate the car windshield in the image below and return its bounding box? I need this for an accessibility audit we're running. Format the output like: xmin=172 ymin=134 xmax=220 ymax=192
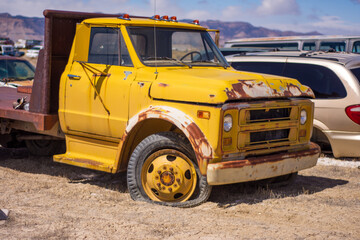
xmin=0 ymin=59 xmax=35 ymax=81
xmin=350 ymin=68 xmax=360 ymax=84
xmin=127 ymin=27 xmax=229 ymax=68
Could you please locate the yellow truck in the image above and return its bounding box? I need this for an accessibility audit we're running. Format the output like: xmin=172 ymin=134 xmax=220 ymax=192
xmin=0 ymin=10 xmax=320 ymax=207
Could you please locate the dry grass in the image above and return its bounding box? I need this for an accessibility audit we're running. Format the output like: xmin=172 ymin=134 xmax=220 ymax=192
xmin=0 ymin=148 xmax=359 ymax=239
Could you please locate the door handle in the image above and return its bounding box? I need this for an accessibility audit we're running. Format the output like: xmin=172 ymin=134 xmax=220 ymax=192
xmin=67 ymin=74 xmax=81 ymax=80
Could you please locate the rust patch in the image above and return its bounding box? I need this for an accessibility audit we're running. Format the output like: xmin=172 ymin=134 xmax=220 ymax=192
xmin=215 ymin=142 xmax=320 ymax=170
xmin=17 ymin=86 xmax=32 ymax=94
xmin=158 ymin=83 xmax=169 ymax=87
xmin=121 ymin=107 xmax=213 ymax=175
xmin=225 ymin=80 xmax=314 ymax=101
xmin=186 ymin=122 xmax=213 ymax=173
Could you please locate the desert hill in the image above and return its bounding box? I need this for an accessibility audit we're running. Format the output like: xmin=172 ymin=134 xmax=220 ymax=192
xmin=0 ymin=12 xmax=321 ymax=46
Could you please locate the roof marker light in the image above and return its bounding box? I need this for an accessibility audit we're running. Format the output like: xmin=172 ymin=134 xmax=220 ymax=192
xmin=192 ymin=19 xmax=200 ymax=25
xmin=119 ymin=14 xmax=130 ymax=20
xmin=170 ymin=16 xmax=177 ymax=22
xmin=161 ymin=15 xmax=169 ymax=21
xmin=152 ymin=15 xmax=161 ymax=20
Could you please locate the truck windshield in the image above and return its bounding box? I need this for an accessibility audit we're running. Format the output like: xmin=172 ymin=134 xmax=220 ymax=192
xmin=127 ymin=27 xmax=229 ymax=68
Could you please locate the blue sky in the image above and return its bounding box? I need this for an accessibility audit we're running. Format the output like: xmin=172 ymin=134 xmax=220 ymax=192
xmin=2 ymin=0 xmax=360 ymax=35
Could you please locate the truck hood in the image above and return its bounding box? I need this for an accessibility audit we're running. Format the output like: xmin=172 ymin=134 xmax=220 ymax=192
xmin=150 ymin=68 xmax=314 ymax=104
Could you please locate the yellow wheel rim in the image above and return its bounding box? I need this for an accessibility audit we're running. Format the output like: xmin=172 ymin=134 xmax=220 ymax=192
xmin=141 ymin=149 xmax=197 ymax=202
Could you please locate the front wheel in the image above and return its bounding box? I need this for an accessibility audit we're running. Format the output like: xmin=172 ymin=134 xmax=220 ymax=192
xmin=127 ymin=132 xmax=212 ymax=207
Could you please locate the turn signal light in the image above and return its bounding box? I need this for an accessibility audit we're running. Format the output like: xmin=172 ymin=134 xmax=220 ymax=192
xmin=223 ymin=137 xmax=232 ymax=146
xmin=299 ymin=129 xmax=307 ymax=137
xmin=345 ymin=105 xmax=360 ymax=125
xmin=197 ymin=110 xmax=210 ymax=119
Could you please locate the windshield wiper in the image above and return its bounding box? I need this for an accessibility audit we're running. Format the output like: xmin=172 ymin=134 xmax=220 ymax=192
xmin=192 ymin=60 xmax=227 ymax=69
xmin=145 ymin=56 xmax=192 ymax=68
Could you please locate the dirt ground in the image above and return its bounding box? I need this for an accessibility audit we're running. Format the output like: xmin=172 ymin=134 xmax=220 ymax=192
xmin=0 ymin=147 xmax=359 ymax=240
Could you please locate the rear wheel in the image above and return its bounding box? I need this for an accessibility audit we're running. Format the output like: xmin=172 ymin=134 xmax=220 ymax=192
xmin=25 ymin=139 xmax=65 ymax=156
xmin=127 ymin=132 xmax=212 ymax=207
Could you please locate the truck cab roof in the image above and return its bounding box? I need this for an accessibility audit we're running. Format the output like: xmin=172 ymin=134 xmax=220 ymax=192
xmin=82 ymin=17 xmax=207 ymax=30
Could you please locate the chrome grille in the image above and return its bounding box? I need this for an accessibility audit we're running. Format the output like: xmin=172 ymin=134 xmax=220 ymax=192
xmin=250 ymin=129 xmax=290 ymax=145
xmin=238 ymin=104 xmax=299 ymax=152
xmin=249 ymin=108 xmax=291 ymax=123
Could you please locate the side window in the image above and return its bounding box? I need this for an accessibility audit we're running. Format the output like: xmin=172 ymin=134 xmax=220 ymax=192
xmin=352 ymin=41 xmax=360 ymax=53
xmin=232 ymin=43 xmax=298 ymax=50
xmin=283 ymin=63 xmax=347 ymax=99
xmin=88 ymin=27 xmax=133 ymax=67
xmin=230 ymin=61 xmax=284 ymax=76
xmin=350 ymin=68 xmax=360 ymax=84
xmin=303 ymin=42 xmax=316 ymax=51
xmin=320 ymin=42 xmax=346 ymax=52
xmin=88 ymin=27 xmax=119 ymax=65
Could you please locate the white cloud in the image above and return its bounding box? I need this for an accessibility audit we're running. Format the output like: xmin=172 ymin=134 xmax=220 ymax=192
xmin=185 ymin=10 xmax=211 ymax=20
xmin=221 ymin=5 xmax=242 ymax=21
xmin=256 ymin=0 xmax=300 ymax=16
xmin=2 ymin=0 xmax=129 ymax=17
xmin=311 ymin=15 xmax=360 ymax=35
xmin=260 ymin=15 xmax=360 ymax=35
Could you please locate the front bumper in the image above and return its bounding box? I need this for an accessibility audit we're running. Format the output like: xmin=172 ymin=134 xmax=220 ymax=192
xmin=207 ymin=142 xmax=320 ymax=185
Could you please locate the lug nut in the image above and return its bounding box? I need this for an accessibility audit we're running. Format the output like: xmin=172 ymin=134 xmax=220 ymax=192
xmin=176 ymin=178 xmax=180 ymax=183
xmin=157 ymin=170 xmax=161 ymax=174
xmin=163 ymin=166 xmax=167 ymax=170
xmin=174 ymin=184 xmax=177 ymax=188
xmin=157 ymin=183 xmax=161 ymax=188
xmin=155 ymin=176 xmax=159 ymax=180
xmin=169 ymin=167 xmax=174 ymax=171
xmin=168 ymin=188 xmax=172 ymax=192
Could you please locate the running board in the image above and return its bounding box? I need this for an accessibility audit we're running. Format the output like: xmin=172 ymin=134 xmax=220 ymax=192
xmin=53 ymin=134 xmax=119 ymax=173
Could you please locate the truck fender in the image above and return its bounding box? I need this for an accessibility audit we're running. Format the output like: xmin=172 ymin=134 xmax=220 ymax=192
xmin=118 ymin=106 xmax=213 ymax=175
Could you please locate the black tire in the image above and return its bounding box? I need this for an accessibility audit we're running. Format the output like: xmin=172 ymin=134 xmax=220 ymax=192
xmin=127 ymin=132 xmax=212 ymax=208
xmin=25 ymin=139 xmax=65 ymax=156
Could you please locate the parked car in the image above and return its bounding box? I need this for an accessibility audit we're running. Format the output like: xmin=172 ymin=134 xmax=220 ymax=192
xmin=25 ymin=45 xmax=43 ymax=58
xmin=0 ymin=45 xmax=25 ymax=57
xmin=0 ymin=37 xmax=14 ymax=45
xmin=15 ymin=39 xmax=43 ymax=49
xmin=226 ymin=51 xmax=360 ymax=158
xmin=0 ymin=56 xmax=35 ymax=87
xmin=224 ymin=35 xmax=360 ymax=53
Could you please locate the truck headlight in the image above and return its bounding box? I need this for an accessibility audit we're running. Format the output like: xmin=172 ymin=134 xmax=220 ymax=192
xmin=224 ymin=114 xmax=233 ymax=132
xmin=300 ymin=109 xmax=307 ymax=125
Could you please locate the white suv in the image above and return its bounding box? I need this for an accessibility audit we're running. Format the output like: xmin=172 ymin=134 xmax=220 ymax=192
xmin=226 ymin=51 xmax=360 ymax=158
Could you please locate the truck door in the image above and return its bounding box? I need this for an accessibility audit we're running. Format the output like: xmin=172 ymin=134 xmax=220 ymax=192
xmin=64 ymin=26 xmax=135 ymax=138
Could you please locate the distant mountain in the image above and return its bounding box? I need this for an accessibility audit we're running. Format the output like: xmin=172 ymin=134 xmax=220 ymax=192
xmin=200 ymin=20 xmax=321 ymax=46
xmin=0 ymin=13 xmax=44 ymax=42
xmin=0 ymin=13 xmax=321 ymax=46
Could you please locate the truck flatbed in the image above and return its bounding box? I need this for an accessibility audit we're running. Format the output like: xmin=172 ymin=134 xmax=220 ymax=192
xmin=0 ymin=87 xmax=58 ymax=131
